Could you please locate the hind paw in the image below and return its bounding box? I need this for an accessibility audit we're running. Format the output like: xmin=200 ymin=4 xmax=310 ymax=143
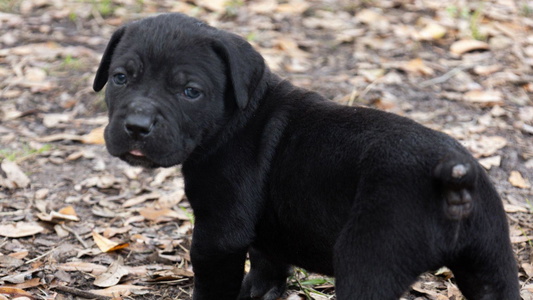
xmin=445 ymin=188 xmax=473 ymax=220
xmin=238 ymin=271 xmax=287 ymax=300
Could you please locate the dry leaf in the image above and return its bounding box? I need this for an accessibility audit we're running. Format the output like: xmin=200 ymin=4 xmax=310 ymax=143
xmin=273 ymin=38 xmax=309 ymax=58
xmin=416 ymin=22 xmax=447 ymax=41
xmin=249 ymin=0 xmax=278 ymax=14
xmin=92 ymin=231 xmax=129 ymax=253
xmin=157 ymin=189 xmax=185 ymax=208
xmin=0 ymin=222 xmax=44 ymax=238
xmin=402 ymin=58 xmax=434 ymax=76
xmin=24 ymin=67 xmax=46 ymax=82
xmin=122 ymin=192 xmax=160 ymax=208
xmin=194 ymin=0 xmax=227 ymax=12
xmin=149 ymin=267 xmax=194 ymax=281
xmin=462 ymin=136 xmax=507 ymax=157
xmin=94 ymin=256 xmax=129 ymax=287
xmin=450 ymin=39 xmax=489 ymax=55
xmin=509 ymin=171 xmax=531 ymax=189
xmin=463 ymin=90 xmax=504 ymax=106
xmin=478 ymin=155 xmax=501 ymax=170
xmin=0 ymin=160 xmax=31 ymax=189
xmin=37 ymin=206 xmax=80 ymax=222
xmin=511 ymin=235 xmax=533 ymax=243
xmin=0 ymin=255 xmax=24 ymax=268
xmin=504 ymin=204 xmax=529 ymax=213
xmin=474 ymin=65 xmax=502 ymax=76
xmin=57 ymin=261 xmax=108 ymax=275
xmin=9 ymin=251 xmax=29 ymax=260
xmin=42 ymin=113 xmax=70 ymax=128
xmin=103 ymin=226 xmax=133 ymax=238
xmin=81 ymin=126 xmax=106 ymax=145
xmin=89 ymin=284 xmax=151 ymax=297
xmin=0 ymin=287 xmax=33 ymax=299
xmin=139 ymin=207 xmax=190 ymax=222
xmin=356 ymin=9 xmax=385 ymax=25
xmin=276 ymin=0 xmax=309 ymax=14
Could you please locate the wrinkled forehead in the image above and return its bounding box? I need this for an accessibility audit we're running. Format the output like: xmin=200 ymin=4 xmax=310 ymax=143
xmin=119 ymin=20 xmax=215 ymax=61
xmin=111 ymin=19 xmax=225 ymax=79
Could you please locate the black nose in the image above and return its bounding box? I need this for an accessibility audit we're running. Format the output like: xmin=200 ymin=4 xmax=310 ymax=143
xmin=124 ymin=114 xmax=155 ymax=139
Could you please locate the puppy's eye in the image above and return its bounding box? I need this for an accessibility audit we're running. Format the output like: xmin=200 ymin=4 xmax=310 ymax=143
xmin=184 ymin=87 xmax=201 ymax=99
xmin=113 ymin=73 xmax=128 ymax=86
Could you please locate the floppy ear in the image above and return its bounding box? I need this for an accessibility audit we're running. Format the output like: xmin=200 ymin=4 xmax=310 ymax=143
xmin=212 ymin=32 xmax=266 ymax=110
xmin=93 ymin=26 xmax=127 ymax=92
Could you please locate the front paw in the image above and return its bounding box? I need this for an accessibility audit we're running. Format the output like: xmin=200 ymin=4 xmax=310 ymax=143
xmin=238 ymin=270 xmax=287 ymax=300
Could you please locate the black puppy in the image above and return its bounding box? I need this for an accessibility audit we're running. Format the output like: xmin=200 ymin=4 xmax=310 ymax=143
xmin=93 ymin=13 xmax=519 ymax=300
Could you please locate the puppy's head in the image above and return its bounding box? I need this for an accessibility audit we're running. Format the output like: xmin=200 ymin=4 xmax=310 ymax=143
xmin=93 ymin=13 xmax=266 ymax=168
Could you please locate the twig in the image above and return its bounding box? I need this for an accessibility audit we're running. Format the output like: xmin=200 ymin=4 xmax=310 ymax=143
xmin=419 ymin=65 xmax=472 ymax=87
xmin=61 ymin=223 xmax=90 ymax=249
xmin=351 ymin=77 xmax=382 ymax=106
xmin=26 ymin=248 xmax=55 ymax=264
xmin=53 ymin=285 xmax=111 ymax=300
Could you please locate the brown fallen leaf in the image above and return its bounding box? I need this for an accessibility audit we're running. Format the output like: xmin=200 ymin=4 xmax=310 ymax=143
xmin=9 ymin=251 xmax=29 ymax=260
xmin=139 ymin=207 xmax=190 ymax=222
xmin=504 ymin=204 xmax=529 ymax=213
xmin=276 ymin=0 xmax=309 ymax=14
xmin=0 ymin=255 xmax=24 ymax=268
xmin=193 ymin=0 xmax=227 ymax=12
xmin=89 ymin=284 xmax=151 ymax=297
xmin=402 ymin=58 xmax=434 ymax=76
xmin=37 ymin=205 xmax=80 ymax=222
xmin=478 ymin=155 xmax=501 ymax=170
xmin=450 ymin=39 xmax=489 ymax=55
xmin=462 ymin=136 xmax=507 ymax=157
xmin=35 ymin=125 xmax=105 ymax=144
xmin=249 ymin=0 xmax=278 ymax=14
xmin=92 ymin=231 xmax=130 ymax=253
xmin=509 ymin=171 xmax=531 ymax=189
xmin=0 ymin=287 xmax=34 ymax=299
xmin=103 ymin=226 xmax=133 ymax=238
xmin=463 ymin=90 xmax=504 ymax=106
xmin=57 ymin=261 xmax=108 ymax=275
xmin=511 ymin=235 xmax=533 ymax=244
xmin=94 ymin=256 xmax=129 ymax=287
xmin=81 ymin=126 xmax=106 ymax=145
xmin=0 ymin=222 xmax=44 ymax=238
xmin=122 ymin=192 xmax=160 ymax=208
xmin=416 ymin=22 xmax=447 ymax=41
xmin=8 ymin=278 xmax=41 ymax=290
xmin=148 ymin=267 xmax=195 ymax=282
xmin=0 ymin=160 xmax=31 ymax=189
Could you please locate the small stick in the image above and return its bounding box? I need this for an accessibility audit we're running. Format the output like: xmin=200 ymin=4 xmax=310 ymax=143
xmin=419 ymin=65 xmax=472 ymax=87
xmin=26 ymin=248 xmax=55 ymax=264
xmin=61 ymin=223 xmax=90 ymax=249
xmin=54 ymin=285 xmax=111 ymax=300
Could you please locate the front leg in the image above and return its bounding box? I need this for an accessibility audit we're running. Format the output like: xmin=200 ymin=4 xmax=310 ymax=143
xmin=191 ymin=222 xmax=250 ymax=300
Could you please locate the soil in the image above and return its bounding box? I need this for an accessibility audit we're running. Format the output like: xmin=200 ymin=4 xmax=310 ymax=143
xmin=0 ymin=0 xmax=532 ymax=299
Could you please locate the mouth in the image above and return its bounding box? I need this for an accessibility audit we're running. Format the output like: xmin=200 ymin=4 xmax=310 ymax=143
xmin=119 ymin=149 xmax=159 ymax=168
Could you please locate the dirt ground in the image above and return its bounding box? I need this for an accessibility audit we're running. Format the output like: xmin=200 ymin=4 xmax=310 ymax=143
xmin=0 ymin=0 xmax=532 ymax=299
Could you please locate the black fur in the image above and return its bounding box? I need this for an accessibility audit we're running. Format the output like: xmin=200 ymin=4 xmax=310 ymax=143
xmin=94 ymin=13 xmax=519 ymax=300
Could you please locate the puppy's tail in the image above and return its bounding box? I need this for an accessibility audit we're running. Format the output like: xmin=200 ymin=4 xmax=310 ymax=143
xmin=433 ymin=152 xmax=477 ymax=221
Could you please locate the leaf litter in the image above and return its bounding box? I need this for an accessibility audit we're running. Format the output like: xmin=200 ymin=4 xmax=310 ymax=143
xmin=0 ymin=0 xmax=532 ymax=299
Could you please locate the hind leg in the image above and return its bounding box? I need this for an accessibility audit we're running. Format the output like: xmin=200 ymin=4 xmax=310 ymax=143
xmin=448 ymin=230 xmax=519 ymax=299
xmin=450 ymin=248 xmax=519 ymax=300
xmin=238 ymin=247 xmax=291 ymax=300
xmin=333 ymin=198 xmax=433 ymax=300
